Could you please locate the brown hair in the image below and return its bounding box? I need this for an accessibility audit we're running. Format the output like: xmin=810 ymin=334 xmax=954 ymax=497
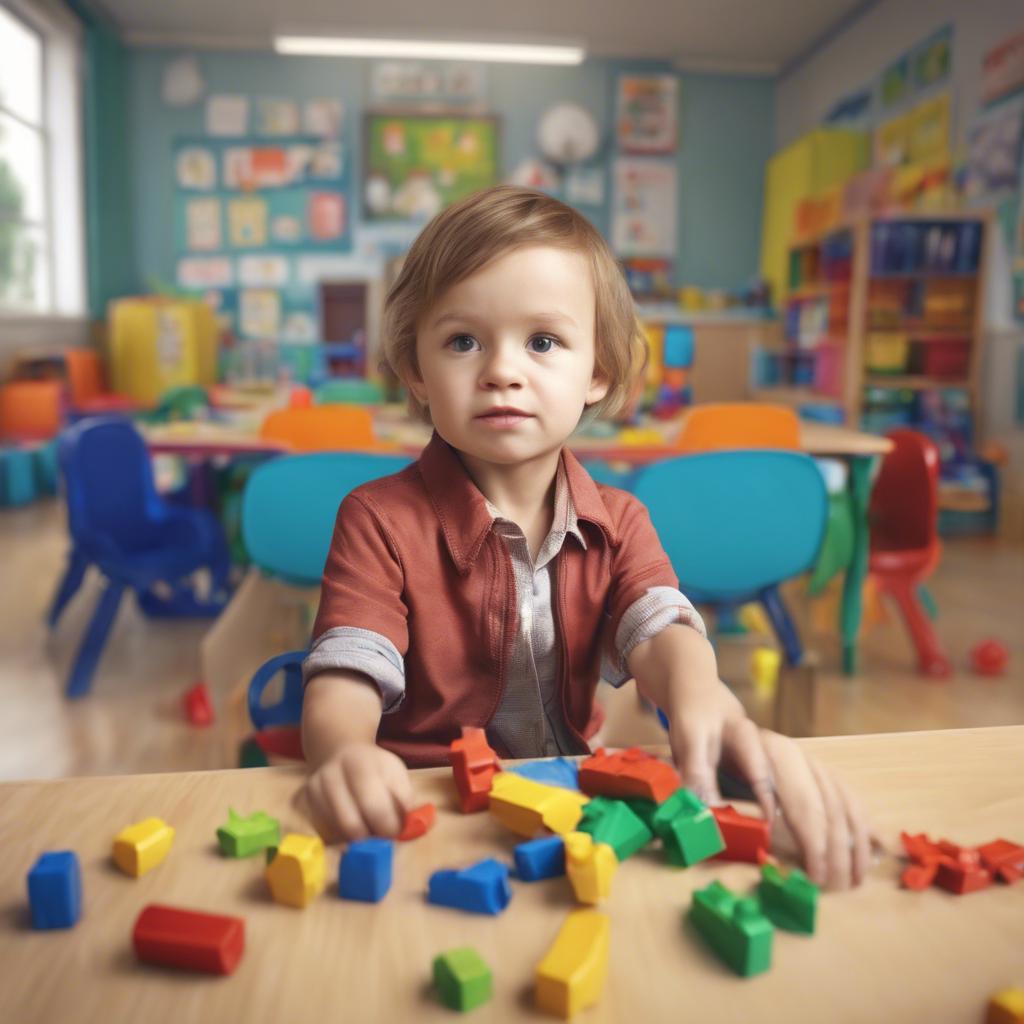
xmin=380 ymin=185 xmax=647 ymax=422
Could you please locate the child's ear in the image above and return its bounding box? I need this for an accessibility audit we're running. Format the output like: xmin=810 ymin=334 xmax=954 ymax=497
xmin=401 ymin=359 xmax=428 ymax=405
xmin=585 ymin=371 xmax=610 ymax=407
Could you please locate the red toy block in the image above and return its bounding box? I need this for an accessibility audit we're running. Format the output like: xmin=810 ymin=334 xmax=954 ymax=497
xmin=182 ymin=682 xmax=214 ymax=727
xmin=398 ymin=803 xmax=436 ymax=841
xmin=578 ymin=748 xmax=681 ymax=804
xmin=978 ymin=839 xmax=1024 ymax=884
xmin=133 ymin=904 xmax=244 ymax=974
xmin=934 ymin=849 xmax=992 ymax=895
xmin=970 ymin=639 xmax=1010 ymax=676
xmin=450 ymin=727 xmax=501 ymax=813
xmin=711 ymin=805 xmax=771 ymax=863
xmin=901 ymin=862 xmax=939 ymax=890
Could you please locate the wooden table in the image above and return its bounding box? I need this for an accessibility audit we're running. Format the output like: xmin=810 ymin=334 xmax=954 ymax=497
xmin=2 ymin=727 xmax=1021 ymax=1023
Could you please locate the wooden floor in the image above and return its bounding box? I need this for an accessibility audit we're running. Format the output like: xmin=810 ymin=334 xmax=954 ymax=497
xmin=1 ymin=498 xmax=1022 ymax=781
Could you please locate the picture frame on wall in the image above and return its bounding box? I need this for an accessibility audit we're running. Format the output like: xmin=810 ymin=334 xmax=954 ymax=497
xmin=616 ymin=75 xmax=678 ymax=154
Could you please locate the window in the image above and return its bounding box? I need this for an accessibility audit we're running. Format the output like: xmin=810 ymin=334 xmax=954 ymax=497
xmin=0 ymin=1 xmax=84 ymax=317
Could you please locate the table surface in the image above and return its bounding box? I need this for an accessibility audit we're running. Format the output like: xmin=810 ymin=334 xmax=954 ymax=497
xmin=1 ymin=726 xmax=1021 ymax=1023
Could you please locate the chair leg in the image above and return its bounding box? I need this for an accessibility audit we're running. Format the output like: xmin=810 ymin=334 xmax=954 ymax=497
xmin=760 ymin=586 xmax=804 ymax=666
xmin=881 ymin=574 xmax=952 ymax=678
xmin=66 ymin=579 xmax=125 ymax=699
xmin=47 ymin=549 xmax=90 ymax=627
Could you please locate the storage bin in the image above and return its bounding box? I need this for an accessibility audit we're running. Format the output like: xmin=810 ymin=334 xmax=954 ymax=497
xmin=909 ymin=340 xmax=971 ymax=380
xmin=865 ymin=333 xmax=909 ymax=374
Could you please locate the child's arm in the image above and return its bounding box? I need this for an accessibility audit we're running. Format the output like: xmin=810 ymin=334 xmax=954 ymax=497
xmin=299 ymin=671 xmax=413 ymax=843
xmin=627 ymin=623 xmax=872 ymax=889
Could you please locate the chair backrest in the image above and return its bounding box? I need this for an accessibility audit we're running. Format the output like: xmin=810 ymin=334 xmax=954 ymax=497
xmin=259 ymin=404 xmax=381 ymax=451
xmin=64 ymin=348 xmax=105 ymax=408
xmin=869 ymin=429 xmax=940 ymax=552
xmin=632 ymin=450 xmax=827 ymax=600
xmin=58 ymin=417 xmax=161 ymax=550
xmin=676 ymin=402 xmax=801 ymax=453
xmin=315 ymin=378 xmax=385 ymax=405
xmin=242 ymin=451 xmax=412 ymax=585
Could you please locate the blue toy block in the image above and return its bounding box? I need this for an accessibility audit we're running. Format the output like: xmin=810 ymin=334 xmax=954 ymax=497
xmin=513 ymin=835 xmax=566 ymax=881
xmin=27 ymin=851 xmax=82 ymax=929
xmin=339 ymin=838 xmax=393 ymax=902
xmin=428 ymin=858 xmax=512 ymax=915
xmin=508 ymin=757 xmax=580 ymax=791
xmin=663 ymin=325 xmax=695 ymax=369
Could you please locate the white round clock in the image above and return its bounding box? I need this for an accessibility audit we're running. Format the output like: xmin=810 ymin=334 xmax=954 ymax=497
xmin=537 ymin=103 xmax=600 ymax=166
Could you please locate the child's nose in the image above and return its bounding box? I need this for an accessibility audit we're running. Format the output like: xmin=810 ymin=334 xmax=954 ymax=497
xmin=480 ymin=347 xmax=526 ymax=389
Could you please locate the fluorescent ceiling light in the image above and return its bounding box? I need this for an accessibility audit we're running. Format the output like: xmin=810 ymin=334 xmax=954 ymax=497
xmin=274 ymin=36 xmax=584 ymax=65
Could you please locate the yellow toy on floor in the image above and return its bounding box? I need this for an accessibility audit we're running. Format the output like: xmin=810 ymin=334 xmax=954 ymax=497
xmin=265 ymin=833 xmax=326 ymax=908
xmin=112 ymin=817 xmax=175 ymax=877
xmin=535 ymin=909 xmax=611 ymax=1019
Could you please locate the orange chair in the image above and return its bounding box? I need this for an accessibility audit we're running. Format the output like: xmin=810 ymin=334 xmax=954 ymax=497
xmin=64 ymin=349 xmax=104 ymax=408
xmin=676 ymin=402 xmax=801 ymax=453
xmin=259 ymin=404 xmax=393 ymax=452
xmin=0 ymin=380 xmax=63 ymax=441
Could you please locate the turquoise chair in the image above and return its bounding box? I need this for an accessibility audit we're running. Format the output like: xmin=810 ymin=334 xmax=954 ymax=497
xmin=315 ymin=379 xmax=386 ymax=405
xmin=632 ymin=450 xmax=828 ymax=665
xmin=240 ymin=451 xmax=411 ymax=762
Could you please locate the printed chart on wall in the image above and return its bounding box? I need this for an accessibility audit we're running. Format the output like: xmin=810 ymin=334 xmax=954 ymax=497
xmin=174 ymin=135 xmax=352 ymax=340
xmin=362 ymin=113 xmax=500 ymax=222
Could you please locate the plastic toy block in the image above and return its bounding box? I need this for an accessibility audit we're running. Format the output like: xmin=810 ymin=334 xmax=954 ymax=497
xmin=652 ymin=790 xmax=725 ymax=867
xmin=239 ymin=737 xmax=269 ymax=768
xmin=216 ymin=809 xmax=280 ymax=858
xmin=489 ymin=772 xmax=589 ymax=837
xmin=433 ymin=947 xmax=493 ymax=1012
xmin=712 ymin=805 xmax=771 ymax=863
xmin=750 ymin=647 xmax=782 ymax=697
xmin=398 ymin=803 xmax=436 ymax=841
xmin=339 ymin=838 xmax=393 ymax=902
xmin=986 ymin=988 xmax=1024 ymax=1024
xmin=535 ymin=909 xmax=610 ymax=1019
xmin=757 ymin=862 xmax=818 ymax=934
xmin=564 ymin=832 xmax=617 ymax=905
xmin=970 ymin=638 xmax=1010 ymax=676
xmin=687 ymin=881 xmax=773 ymax=978
xmin=182 ymin=681 xmax=214 ymax=726
xmin=622 ymin=797 xmax=659 ymax=831
xmin=508 ymin=758 xmax=580 ymax=791
xmin=934 ymin=849 xmax=992 ymax=895
xmin=514 ymin=835 xmax=566 ymax=881
xmin=450 ymin=727 xmax=501 ymax=813
xmin=578 ymin=747 xmax=681 ymax=804
xmin=265 ymin=833 xmax=326 ymax=908
xmin=978 ymin=839 xmax=1024 ymax=884
xmin=27 ymin=851 xmax=82 ymax=929
xmin=133 ymin=904 xmax=244 ymax=975
xmin=428 ymin=858 xmax=512 ymax=915
xmin=578 ymin=797 xmax=652 ymax=861
xmin=113 ymin=818 xmax=176 ymax=877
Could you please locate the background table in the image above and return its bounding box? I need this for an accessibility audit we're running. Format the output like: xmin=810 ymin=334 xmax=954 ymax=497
xmin=1 ymin=726 xmax=1021 ymax=1023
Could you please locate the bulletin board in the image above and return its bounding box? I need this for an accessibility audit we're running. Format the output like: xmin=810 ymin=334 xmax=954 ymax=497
xmin=173 ymin=135 xmax=352 ymax=340
xmin=362 ymin=113 xmax=500 ymax=222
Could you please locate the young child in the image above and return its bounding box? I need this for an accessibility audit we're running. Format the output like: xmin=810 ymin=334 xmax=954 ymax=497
xmin=299 ymin=185 xmax=871 ymax=890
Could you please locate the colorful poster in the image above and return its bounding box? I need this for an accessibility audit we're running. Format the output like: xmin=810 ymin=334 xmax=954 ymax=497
xmin=206 ymin=95 xmax=249 ymax=136
xmin=239 ymin=288 xmax=281 ymax=337
xmin=881 ymin=54 xmax=910 ymax=108
xmin=176 ymin=147 xmax=216 ymax=189
xmin=308 ymin=192 xmax=346 ymax=240
xmin=907 ymin=93 xmax=950 ymax=165
xmin=611 ymin=159 xmax=677 ymax=258
xmin=616 ymin=75 xmax=678 ymax=154
xmin=177 ymin=257 xmax=233 ymax=289
xmin=185 ymin=198 xmax=221 ymax=251
xmin=912 ymin=25 xmax=952 ymax=90
xmin=565 ymin=166 xmax=604 ymax=206
xmin=228 ymin=197 xmax=268 ymax=247
xmin=258 ymin=99 xmax=300 ymax=136
xmin=982 ymin=28 xmax=1024 ymax=107
xmin=237 ymin=254 xmax=289 ymax=287
xmin=965 ymin=106 xmax=1024 ymax=201
xmin=304 ymin=99 xmax=343 ymax=137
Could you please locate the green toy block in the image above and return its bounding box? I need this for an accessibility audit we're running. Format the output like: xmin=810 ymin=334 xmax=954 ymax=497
xmin=758 ymin=862 xmax=818 ymax=934
xmin=217 ymin=808 xmax=281 ymax=858
xmin=652 ymin=789 xmax=725 ymax=867
xmin=622 ymin=797 xmax=659 ymax=831
xmin=578 ymin=797 xmax=653 ymax=861
xmin=239 ymin=738 xmax=269 ymax=768
xmin=433 ymin=947 xmax=493 ymax=1012
xmin=687 ymin=881 xmax=773 ymax=977
xmin=265 ymin=845 xmax=278 ymax=865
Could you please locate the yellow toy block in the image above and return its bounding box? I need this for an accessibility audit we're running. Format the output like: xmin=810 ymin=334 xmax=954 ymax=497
xmin=738 ymin=603 xmax=771 ymax=637
xmin=535 ymin=909 xmax=610 ymax=1019
xmin=564 ymin=832 xmax=617 ymax=905
xmin=489 ymin=773 xmax=588 ymax=838
xmin=750 ymin=647 xmax=782 ymax=698
xmin=987 ymin=989 xmax=1024 ymax=1024
xmin=265 ymin=833 xmax=325 ymax=908
xmin=112 ymin=817 xmax=175 ymax=877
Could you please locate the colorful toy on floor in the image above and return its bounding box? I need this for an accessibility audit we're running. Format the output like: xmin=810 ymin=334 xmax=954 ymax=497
xmin=579 ymin=747 xmax=681 ymax=804
xmin=535 ymin=910 xmax=610 ymax=1019
xmin=757 ymin=862 xmax=818 ymax=934
xmin=514 ymin=836 xmax=567 ymax=882
xmin=27 ymin=851 xmax=82 ymax=930
xmin=488 ymin=772 xmax=589 ymax=837
xmin=265 ymin=834 xmax=326 ymax=908
xmin=113 ymin=818 xmax=175 ymax=878
xmin=449 ymin=726 xmax=502 ymax=813
xmin=398 ymin=803 xmax=436 ymax=841
xmin=687 ymin=881 xmax=774 ymax=978
xmin=182 ymin=681 xmax=215 ymax=727
xmin=433 ymin=948 xmax=493 ymax=1012
xmin=577 ymin=796 xmax=652 ymax=861
xmin=339 ymin=838 xmax=394 ymax=903
xmin=750 ymin=647 xmax=782 ymax=698
xmin=216 ymin=809 xmax=280 ymax=858
xmin=428 ymin=858 xmax=512 ymax=915
xmin=898 ymin=832 xmax=1023 ymax=895
xmin=712 ymin=805 xmax=771 ymax=863
xmin=651 ymin=789 xmax=725 ymax=867
xmin=970 ymin=639 xmax=1010 ymax=677
xmin=132 ymin=904 xmax=244 ymax=975
xmin=978 ymin=839 xmax=1024 ymax=884
xmin=987 ymin=988 xmax=1024 ymax=1024
xmin=564 ymin=832 xmax=617 ymax=905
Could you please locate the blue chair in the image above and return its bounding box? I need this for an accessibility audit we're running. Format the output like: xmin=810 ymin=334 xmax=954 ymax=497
xmin=49 ymin=417 xmax=231 ymax=698
xmin=632 ymin=450 xmax=828 ymax=666
xmin=241 ymin=452 xmax=411 ymax=756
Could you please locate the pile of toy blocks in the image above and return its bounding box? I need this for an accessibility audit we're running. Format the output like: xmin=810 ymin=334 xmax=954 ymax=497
xmin=900 ymin=831 xmax=1024 ymax=894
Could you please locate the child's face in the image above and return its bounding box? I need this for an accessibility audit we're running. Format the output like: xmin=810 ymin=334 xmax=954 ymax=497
xmin=408 ymin=245 xmax=609 ymax=468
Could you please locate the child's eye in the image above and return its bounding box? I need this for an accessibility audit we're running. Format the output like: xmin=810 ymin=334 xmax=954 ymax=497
xmin=448 ymin=334 xmax=479 ymax=353
xmin=528 ymin=335 xmax=560 ymax=354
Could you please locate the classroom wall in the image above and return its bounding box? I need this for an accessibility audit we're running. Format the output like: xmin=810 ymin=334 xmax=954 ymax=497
xmin=117 ymin=48 xmax=773 ymax=309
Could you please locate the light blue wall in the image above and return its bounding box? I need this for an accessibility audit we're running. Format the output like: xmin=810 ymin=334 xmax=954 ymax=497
xmin=122 ymin=49 xmax=774 ymax=298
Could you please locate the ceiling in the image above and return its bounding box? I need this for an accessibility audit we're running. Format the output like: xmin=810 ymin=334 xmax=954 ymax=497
xmin=91 ymin=0 xmax=872 ymax=76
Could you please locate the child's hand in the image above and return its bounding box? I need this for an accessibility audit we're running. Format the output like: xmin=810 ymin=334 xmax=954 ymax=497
xmin=297 ymin=742 xmax=414 ymax=844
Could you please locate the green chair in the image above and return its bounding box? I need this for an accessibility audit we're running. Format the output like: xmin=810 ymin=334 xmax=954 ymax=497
xmin=315 ymin=379 xmax=385 ymax=405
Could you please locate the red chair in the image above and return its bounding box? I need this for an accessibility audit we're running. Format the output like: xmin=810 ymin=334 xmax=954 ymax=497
xmin=868 ymin=429 xmax=951 ymax=677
